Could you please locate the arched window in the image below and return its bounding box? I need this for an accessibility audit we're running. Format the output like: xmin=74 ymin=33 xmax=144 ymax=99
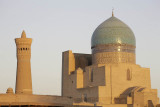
xmin=91 ymin=70 xmax=93 ymax=82
xmin=82 ymin=94 xmax=87 ymax=102
xmin=89 ymin=69 xmax=94 ymax=82
xmin=127 ymin=69 xmax=132 ymax=80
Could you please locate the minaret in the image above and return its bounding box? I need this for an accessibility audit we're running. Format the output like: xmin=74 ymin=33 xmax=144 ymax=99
xmin=15 ymin=31 xmax=32 ymax=94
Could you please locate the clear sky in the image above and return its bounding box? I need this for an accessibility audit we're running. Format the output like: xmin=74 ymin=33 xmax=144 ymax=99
xmin=0 ymin=0 xmax=160 ymax=97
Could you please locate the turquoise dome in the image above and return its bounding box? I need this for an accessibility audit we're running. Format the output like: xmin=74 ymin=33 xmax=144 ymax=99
xmin=91 ymin=16 xmax=136 ymax=48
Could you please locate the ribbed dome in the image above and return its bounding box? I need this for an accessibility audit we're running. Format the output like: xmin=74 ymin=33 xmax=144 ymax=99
xmin=91 ymin=16 xmax=136 ymax=48
xmin=6 ymin=87 xmax=14 ymax=94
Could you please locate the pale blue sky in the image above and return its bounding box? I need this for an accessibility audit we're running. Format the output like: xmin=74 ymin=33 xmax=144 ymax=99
xmin=0 ymin=0 xmax=160 ymax=97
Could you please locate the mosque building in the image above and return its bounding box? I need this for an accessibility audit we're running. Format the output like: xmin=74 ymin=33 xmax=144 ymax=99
xmin=0 ymin=12 xmax=159 ymax=107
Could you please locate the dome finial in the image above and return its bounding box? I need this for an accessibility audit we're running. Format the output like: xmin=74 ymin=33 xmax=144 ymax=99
xmin=112 ymin=8 xmax=114 ymax=17
xmin=21 ymin=30 xmax=26 ymax=38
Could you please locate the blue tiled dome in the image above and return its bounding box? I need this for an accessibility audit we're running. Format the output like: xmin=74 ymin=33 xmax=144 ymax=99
xmin=91 ymin=16 xmax=136 ymax=48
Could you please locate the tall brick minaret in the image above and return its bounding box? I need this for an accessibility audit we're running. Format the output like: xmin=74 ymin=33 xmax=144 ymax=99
xmin=15 ymin=31 xmax=32 ymax=94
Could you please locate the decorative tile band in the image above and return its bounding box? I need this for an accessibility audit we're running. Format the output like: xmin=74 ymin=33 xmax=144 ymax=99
xmin=92 ymin=52 xmax=136 ymax=64
xmin=92 ymin=44 xmax=135 ymax=54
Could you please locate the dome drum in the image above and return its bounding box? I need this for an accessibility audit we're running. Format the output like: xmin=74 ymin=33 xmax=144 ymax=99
xmin=92 ymin=44 xmax=135 ymax=54
xmin=92 ymin=52 xmax=136 ymax=64
xmin=91 ymin=16 xmax=136 ymax=64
